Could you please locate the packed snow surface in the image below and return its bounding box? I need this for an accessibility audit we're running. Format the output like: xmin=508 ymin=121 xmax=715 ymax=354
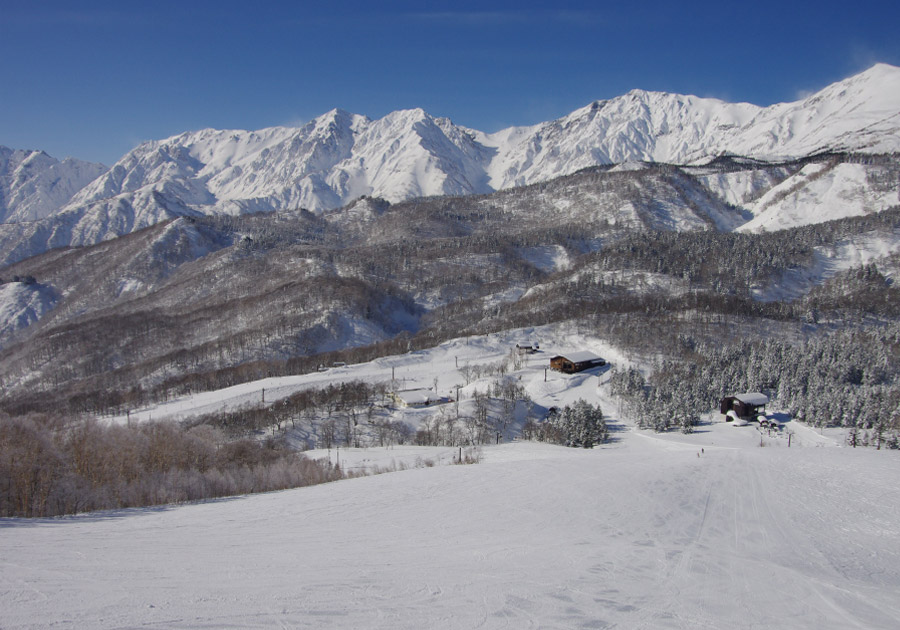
xmin=2 ymin=433 xmax=898 ymax=629
xmin=3 ymin=325 xmax=899 ymax=629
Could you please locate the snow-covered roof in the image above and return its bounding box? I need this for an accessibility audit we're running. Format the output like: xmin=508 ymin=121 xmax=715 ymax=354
xmin=735 ymin=393 xmax=768 ymax=406
xmin=556 ymin=351 xmax=604 ymax=363
xmin=395 ymin=389 xmax=440 ymax=406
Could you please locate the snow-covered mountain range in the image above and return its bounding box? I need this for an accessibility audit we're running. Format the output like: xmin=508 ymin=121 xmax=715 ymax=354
xmin=1 ymin=63 xmax=899 ymax=267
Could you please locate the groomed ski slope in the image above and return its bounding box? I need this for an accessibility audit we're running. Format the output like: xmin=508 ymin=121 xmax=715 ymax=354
xmin=2 ymin=424 xmax=899 ymax=628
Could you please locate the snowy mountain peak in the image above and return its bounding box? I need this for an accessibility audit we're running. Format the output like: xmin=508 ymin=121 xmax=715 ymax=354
xmin=387 ymin=107 xmax=430 ymax=121
xmin=308 ymin=107 xmax=369 ymax=134
xmin=0 ymin=146 xmax=107 ymax=223
xmin=796 ymin=64 xmax=900 ymax=111
xmin=2 ymin=64 xmax=899 ymax=266
xmin=828 ymin=62 xmax=900 ymax=90
xmin=58 ymin=62 xmax=900 ymax=213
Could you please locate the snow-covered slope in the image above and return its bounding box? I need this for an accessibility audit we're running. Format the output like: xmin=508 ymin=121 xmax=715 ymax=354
xmin=480 ymin=63 xmax=900 ymax=189
xmin=0 ymin=147 xmax=106 ymax=223
xmin=0 ymin=279 xmax=57 ymax=345
xmin=756 ymin=226 xmax=900 ymax=301
xmin=738 ymin=159 xmax=900 ymax=232
xmin=733 ymin=62 xmax=900 ymax=157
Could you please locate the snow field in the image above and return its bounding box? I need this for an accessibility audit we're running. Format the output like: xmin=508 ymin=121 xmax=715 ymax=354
xmin=2 ymin=430 xmax=898 ymax=629
xmin=740 ymin=162 xmax=900 ymax=233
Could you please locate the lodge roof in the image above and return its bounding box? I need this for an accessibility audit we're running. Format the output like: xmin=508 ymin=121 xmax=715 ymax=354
xmin=733 ymin=392 xmax=769 ymax=406
xmin=394 ymin=389 xmax=441 ymax=405
xmin=555 ymin=351 xmax=604 ymax=363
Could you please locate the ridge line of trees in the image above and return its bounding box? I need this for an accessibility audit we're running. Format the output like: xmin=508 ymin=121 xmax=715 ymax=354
xmin=0 ymin=414 xmax=347 ymax=518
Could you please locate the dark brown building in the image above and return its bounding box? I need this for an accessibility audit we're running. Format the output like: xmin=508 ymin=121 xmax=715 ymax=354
xmin=720 ymin=393 xmax=769 ymax=419
xmin=550 ymin=351 xmax=606 ymax=374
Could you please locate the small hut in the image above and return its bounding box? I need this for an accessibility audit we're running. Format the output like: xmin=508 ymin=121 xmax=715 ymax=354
xmin=720 ymin=393 xmax=768 ymax=420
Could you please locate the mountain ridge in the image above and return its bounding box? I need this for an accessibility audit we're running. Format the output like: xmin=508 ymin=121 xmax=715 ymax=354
xmin=0 ymin=147 xmax=107 ymax=224
xmin=1 ymin=64 xmax=899 ymax=267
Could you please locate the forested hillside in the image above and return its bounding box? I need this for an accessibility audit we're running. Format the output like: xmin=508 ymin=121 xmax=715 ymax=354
xmin=1 ymin=153 xmax=898 ymax=423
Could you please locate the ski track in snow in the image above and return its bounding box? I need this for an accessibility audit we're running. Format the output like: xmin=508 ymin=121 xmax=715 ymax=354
xmin=2 ymin=432 xmax=898 ymax=629
xmin=3 ymin=324 xmax=900 ymax=628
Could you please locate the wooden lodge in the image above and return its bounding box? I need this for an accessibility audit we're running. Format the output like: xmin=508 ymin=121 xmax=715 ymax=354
xmin=720 ymin=392 xmax=769 ymax=419
xmin=550 ymin=351 xmax=606 ymax=374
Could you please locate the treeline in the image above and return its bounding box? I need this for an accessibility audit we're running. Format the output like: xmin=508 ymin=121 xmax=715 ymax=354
xmin=589 ymin=205 xmax=900 ymax=296
xmin=608 ymin=322 xmax=900 ymax=446
xmin=4 ymin=251 xmax=889 ymax=422
xmin=802 ymin=264 xmax=900 ymax=319
xmin=522 ymin=400 xmax=609 ymax=448
xmin=0 ymin=414 xmax=344 ymax=518
xmin=187 ymin=380 xmax=407 ymax=449
xmin=185 ymin=373 xmax=534 ymax=450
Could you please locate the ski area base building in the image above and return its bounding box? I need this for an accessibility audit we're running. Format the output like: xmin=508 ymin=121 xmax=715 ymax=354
xmin=550 ymin=351 xmax=606 ymax=374
xmin=720 ymin=392 xmax=769 ymax=419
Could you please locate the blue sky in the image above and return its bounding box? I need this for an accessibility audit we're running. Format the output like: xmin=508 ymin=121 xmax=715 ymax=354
xmin=2 ymin=0 xmax=899 ymax=165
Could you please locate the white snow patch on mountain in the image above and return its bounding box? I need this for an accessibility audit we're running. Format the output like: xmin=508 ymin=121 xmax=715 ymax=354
xmin=739 ymin=161 xmax=900 ymax=232
xmin=0 ymin=281 xmax=57 ymax=343
xmin=518 ymin=244 xmax=572 ymax=272
xmin=692 ymin=165 xmax=795 ymax=207
xmin=756 ymin=227 xmax=900 ymax=301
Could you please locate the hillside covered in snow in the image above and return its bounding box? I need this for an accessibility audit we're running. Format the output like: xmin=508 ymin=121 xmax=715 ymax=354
xmin=5 ymin=436 xmax=898 ymax=630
